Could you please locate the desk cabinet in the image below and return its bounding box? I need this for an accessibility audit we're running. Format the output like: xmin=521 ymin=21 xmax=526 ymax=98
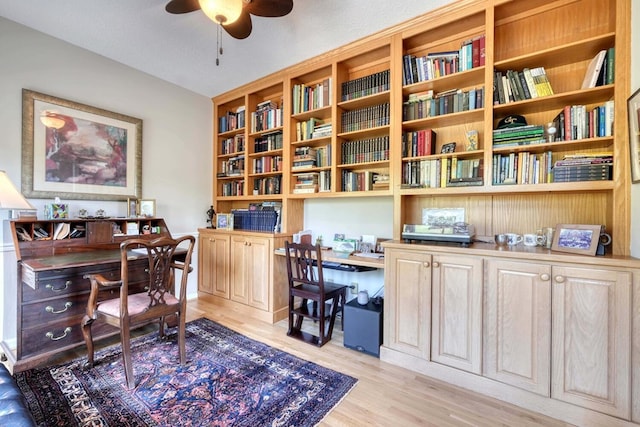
xmin=198 ymin=232 xmax=229 ymax=298
xmin=230 ymin=234 xmax=270 ymax=310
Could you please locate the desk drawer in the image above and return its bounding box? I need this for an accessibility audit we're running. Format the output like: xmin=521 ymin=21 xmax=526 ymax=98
xmin=19 ymin=315 xmax=118 ymax=359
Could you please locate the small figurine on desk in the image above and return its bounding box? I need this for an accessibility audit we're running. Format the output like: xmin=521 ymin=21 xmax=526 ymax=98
xmin=206 ymin=205 xmax=216 ymax=228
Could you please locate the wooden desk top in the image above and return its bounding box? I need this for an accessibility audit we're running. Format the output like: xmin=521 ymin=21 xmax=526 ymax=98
xmin=274 ymin=248 xmax=384 ymax=269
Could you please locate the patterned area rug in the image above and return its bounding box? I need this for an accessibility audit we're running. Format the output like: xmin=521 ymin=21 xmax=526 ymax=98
xmin=15 ymin=318 xmax=357 ymax=426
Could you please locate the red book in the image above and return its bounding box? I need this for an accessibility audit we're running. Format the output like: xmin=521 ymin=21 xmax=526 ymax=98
xmin=479 ymin=35 xmax=486 ymax=66
xmin=472 ymin=37 xmax=481 ymax=68
xmin=563 ymin=105 xmax=572 ymax=141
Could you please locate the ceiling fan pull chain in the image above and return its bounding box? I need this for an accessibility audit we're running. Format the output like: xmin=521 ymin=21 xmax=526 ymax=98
xmin=216 ymin=24 xmax=222 ymax=66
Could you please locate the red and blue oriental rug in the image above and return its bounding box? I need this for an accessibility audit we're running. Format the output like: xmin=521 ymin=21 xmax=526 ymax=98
xmin=15 ymin=318 xmax=357 ymax=426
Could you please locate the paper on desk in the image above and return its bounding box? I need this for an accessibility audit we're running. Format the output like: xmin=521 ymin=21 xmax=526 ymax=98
xmin=352 ymin=252 xmax=384 ymax=259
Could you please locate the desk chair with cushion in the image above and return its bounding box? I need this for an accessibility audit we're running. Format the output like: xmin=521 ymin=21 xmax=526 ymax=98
xmin=81 ymin=235 xmax=195 ymax=389
xmin=284 ymin=241 xmax=348 ymax=347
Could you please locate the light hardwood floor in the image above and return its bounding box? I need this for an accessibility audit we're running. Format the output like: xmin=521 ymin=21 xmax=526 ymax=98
xmin=9 ymin=298 xmax=572 ymax=427
xmin=187 ymin=298 xmax=571 ymax=427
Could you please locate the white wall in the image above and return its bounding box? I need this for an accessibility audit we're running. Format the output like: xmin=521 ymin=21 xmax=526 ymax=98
xmin=631 ymin=2 xmax=640 ymax=257
xmin=0 ymin=17 xmax=212 ymax=346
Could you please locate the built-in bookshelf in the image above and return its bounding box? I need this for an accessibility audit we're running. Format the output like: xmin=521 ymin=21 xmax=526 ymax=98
xmin=210 ymin=0 xmax=630 ymax=256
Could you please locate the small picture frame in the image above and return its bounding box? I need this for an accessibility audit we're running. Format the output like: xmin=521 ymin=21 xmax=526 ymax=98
xmin=441 ymin=142 xmax=456 ymax=154
xmin=139 ymin=199 xmax=156 ymax=217
xmin=216 ymin=213 xmax=234 ymax=230
xmin=550 ymin=224 xmax=601 ymax=256
xmin=627 ymin=87 xmax=640 ymax=183
xmin=127 ymin=198 xmax=138 ymax=218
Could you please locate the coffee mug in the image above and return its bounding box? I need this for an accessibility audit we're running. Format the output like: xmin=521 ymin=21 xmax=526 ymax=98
xmin=494 ymin=234 xmax=507 ymax=246
xmin=523 ymin=233 xmax=544 ymax=246
xmin=505 ymin=233 xmax=523 ymax=246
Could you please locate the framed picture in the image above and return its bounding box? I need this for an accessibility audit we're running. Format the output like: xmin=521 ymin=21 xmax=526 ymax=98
xmin=21 ymin=89 xmax=143 ymax=200
xmin=627 ymin=87 xmax=640 ymax=183
xmin=139 ymin=199 xmax=156 ymax=217
xmin=441 ymin=142 xmax=456 ymax=154
xmin=127 ymin=198 xmax=138 ymax=217
xmin=216 ymin=213 xmax=234 ymax=230
xmin=551 ymin=224 xmax=601 ymax=256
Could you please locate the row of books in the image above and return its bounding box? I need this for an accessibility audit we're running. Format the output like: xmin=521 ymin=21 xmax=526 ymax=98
xmin=403 ymin=87 xmax=485 ymax=121
xmin=550 ymin=101 xmax=614 ymax=142
xmin=402 ymin=157 xmax=482 ymax=188
xmin=580 ymin=48 xmax=615 ymax=89
xmin=219 ymin=155 xmax=245 ymax=177
xmin=254 ymin=131 xmax=283 ymax=153
xmin=341 ymin=170 xmax=388 ymax=192
xmin=402 ymin=34 xmax=486 ymax=85
xmin=232 ymin=209 xmax=279 ymax=233
xmin=340 ymin=103 xmax=390 ymax=133
xmin=252 ymin=155 xmax=283 ymax=174
xmin=292 ymin=77 xmax=332 ymax=114
xmin=220 ymin=134 xmax=245 ymax=155
xmin=492 ymin=124 xmax=545 ymax=147
xmin=251 ymin=100 xmax=283 ymax=133
xmin=552 ymin=153 xmax=613 ymax=182
xmin=402 ymin=129 xmax=436 ymax=157
xmin=341 ymin=136 xmax=390 ymax=165
xmin=218 ymin=106 xmax=246 ymax=133
xmin=220 ymin=180 xmax=244 ymax=197
xmin=253 ymin=176 xmax=282 ymax=195
xmin=341 ymin=69 xmax=390 ymax=102
xmin=295 ymin=117 xmax=328 ymax=141
xmin=493 ymin=67 xmax=553 ymax=105
xmin=492 ymin=152 xmax=553 ymax=185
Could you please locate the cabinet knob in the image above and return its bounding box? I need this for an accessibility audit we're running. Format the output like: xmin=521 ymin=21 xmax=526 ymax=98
xmin=540 ymin=273 xmax=550 ymax=281
xmin=423 ymin=262 xmax=430 ymax=268
xmin=555 ymin=275 xmax=565 ymax=283
xmin=45 ymin=301 xmax=72 ymax=314
xmin=432 ymin=262 xmax=440 ymax=268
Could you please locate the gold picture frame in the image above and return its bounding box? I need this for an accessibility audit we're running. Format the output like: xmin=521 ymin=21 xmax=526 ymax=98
xmin=550 ymin=224 xmax=601 ymax=256
xmin=22 ymin=89 xmax=142 ymax=200
xmin=127 ymin=198 xmax=138 ymax=217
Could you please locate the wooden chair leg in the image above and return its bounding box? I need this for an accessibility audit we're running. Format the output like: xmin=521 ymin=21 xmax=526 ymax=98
xmin=178 ymin=311 xmax=186 ymax=364
xmin=287 ymin=294 xmax=296 ymax=336
xmin=318 ymin=298 xmax=327 ymax=346
xmin=81 ymin=315 xmax=95 ymax=368
xmin=121 ymin=327 xmax=135 ymax=389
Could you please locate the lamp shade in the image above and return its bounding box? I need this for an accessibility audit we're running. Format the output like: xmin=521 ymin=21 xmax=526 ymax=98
xmin=199 ymin=0 xmax=243 ymax=24
xmin=0 ymin=170 xmax=35 ymax=210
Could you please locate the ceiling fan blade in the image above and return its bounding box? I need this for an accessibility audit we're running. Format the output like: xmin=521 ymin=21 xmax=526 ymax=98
xmin=165 ymin=0 xmax=201 ymax=14
xmin=245 ymin=0 xmax=293 ymax=18
xmin=222 ymin=11 xmax=252 ymax=39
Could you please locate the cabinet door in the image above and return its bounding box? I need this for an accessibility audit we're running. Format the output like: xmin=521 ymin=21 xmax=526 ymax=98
xmin=431 ymin=254 xmax=483 ymax=374
xmin=198 ymin=233 xmax=230 ymax=298
xmin=246 ymin=236 xmax=271 ymax=311
xmin=384 ymin=249 xmax=431 ymax=359
xmin=552 ymin=265 xmax=631 ymax=418
xmin=484 ymin=259 xmax=551 ymax=396
xmin=230 ymin=236 xmax=249 ymax=304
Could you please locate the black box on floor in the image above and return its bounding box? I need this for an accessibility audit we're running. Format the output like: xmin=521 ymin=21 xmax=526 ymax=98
xmin=343 ymin=297 xmax=383 ymax=357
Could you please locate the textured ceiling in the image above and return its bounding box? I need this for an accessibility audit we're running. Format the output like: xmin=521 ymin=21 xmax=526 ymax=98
xmin=0 ymin=0 xmax=451 ymax=98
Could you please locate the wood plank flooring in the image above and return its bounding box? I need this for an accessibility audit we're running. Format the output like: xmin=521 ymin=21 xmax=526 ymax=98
xmin=6 ymin=298 xmax=573 ymax=426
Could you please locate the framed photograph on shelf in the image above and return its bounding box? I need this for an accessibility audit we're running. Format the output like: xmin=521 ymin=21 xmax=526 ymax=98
xmin=139 ymin=199 xmax=156 ymax=217
xmin=127 ymin=198 xmax=138 ymax=218
xmin=551 ymin=224 xmax=601 ymax=256
xmin=216 ymin=213 xmax=234 ymax=230
xmin=627 ymin=87 xmax=640 ymax=183
xmin=21 ymin=89 xmax=143 ymax=200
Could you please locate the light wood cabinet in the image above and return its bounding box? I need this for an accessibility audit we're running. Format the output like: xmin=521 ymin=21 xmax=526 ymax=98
xmin=551 ymin=265 xmax=631 ymax=418
xmin=383 ymin=247 xmax=431 ymax=359
xmin=431 ymin=254 xmax=483 ymax=374
xmin=198 ymin=232 xmax=229 ymax=298
xmin=484 ymin=259 xmax=551 ymax=396
xmin=197 ymin=228 xmax=291 ymax=323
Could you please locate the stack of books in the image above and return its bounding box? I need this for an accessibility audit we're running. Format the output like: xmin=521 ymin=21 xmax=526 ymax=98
xmin=292 ymin=146 xmax=317 ymax=170
xmin=311 ymin=122 xmax=332 ymax=139
xmin=552 ymin=153 xmax=613 ymax=182
xmin=493 ymin=124 xmax=545 ymax=147
xmin=293 ymin=172 xmax=319 ymax=193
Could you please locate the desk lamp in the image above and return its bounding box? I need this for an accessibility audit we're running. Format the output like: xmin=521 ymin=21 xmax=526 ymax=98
xmin=0 ymin=170 xmax=35 ymax=219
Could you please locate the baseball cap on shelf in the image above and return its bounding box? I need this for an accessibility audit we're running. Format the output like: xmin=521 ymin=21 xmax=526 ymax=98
xmin=497 ymin=114 xmax=528 ymax=129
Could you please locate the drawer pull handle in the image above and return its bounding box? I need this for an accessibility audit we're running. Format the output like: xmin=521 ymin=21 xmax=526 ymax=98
xmin=46 ymin=281 xmax=71 ymax=292
xmin=45 ymin=302 xmax=72 ymax=314
xmin=423 ymin=262 xmax=430 ymax=268
xmin=45 ymin=327 xmax=71 ymax=341
xmin=432 ymin=262 xmax=440 ymax=268
xmin=555 ymin=275 xmax=565 ymax=283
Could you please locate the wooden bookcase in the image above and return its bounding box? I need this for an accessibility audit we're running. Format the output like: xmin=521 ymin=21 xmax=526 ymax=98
xmin=210 ymin=0 xmax=630 ymax=255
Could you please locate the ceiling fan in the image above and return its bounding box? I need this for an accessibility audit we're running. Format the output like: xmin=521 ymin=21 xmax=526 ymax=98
xmin=165 ymin=0 xmax=294 ymax=40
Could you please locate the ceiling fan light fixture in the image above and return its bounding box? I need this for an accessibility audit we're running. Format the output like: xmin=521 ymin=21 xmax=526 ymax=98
xmin=199 ymin=0 xmax=243 ymax=25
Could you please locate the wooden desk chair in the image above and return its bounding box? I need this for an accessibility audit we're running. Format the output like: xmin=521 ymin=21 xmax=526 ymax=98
xmin=284 ymin=241 xmax=348 ymax=347
xmin=81 ymin=235 xmax=195 ymax=389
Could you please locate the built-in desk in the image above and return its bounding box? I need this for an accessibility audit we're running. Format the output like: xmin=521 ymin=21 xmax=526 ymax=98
xmin=274 ymin=248 xmax=384 ymax=271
